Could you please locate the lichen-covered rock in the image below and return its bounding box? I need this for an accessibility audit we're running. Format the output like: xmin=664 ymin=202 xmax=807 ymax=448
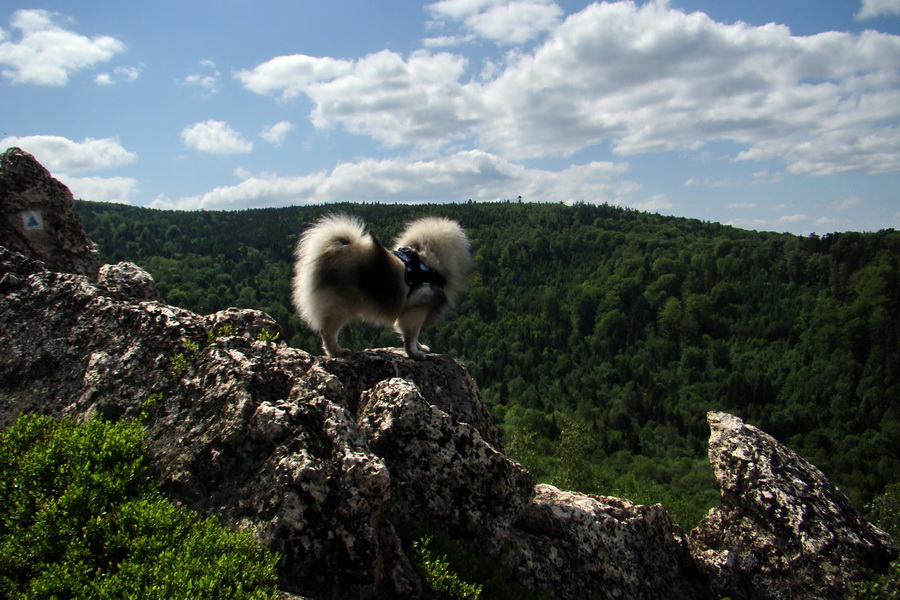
xmin=501 ymin=484 xmax=709 ymax=600
xmin=324 ymin=350 xmax=500 ymax=448
xmin=689 ymin=412 xmax=897 ymax=600
xmin=0 ymin=147 xmax=100 ymax=278
xmin=97 ymin=261 xmax=162 ymax=302
xmin=0 ymin=244 xmax=517 ymax=599
xmin=358 ymin=378 xmax=534 ymax=540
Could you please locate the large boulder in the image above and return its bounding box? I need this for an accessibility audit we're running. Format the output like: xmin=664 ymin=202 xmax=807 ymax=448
xmin=689 ymin=412 xmax=897 ymax=600
xmin=0 ymin=147 xmax=100 ymax=278
xmin=500 ymin=484 xmax=708 ymax=599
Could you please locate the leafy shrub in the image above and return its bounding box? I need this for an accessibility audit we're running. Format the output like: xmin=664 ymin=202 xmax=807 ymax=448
xmin=868 ymin=482 xmax=900 ymax=541
xmin=0 ymin=414 xmax=278 ymax=600
xmin=170 ymin=338 xmax=200 ymax=379
xmin=256 ymin=328 xmax=281 ymax=343
xmin=403 ymin=525 xmax=558 ymax=600
xmin=208 ymin=324 xmax=238 ymax=343
xmin=411 ymin=536 xmax=482 ymax=600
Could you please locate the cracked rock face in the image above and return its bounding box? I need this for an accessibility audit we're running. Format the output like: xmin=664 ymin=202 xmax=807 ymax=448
xmin=500 ymin=484 xmax=708 ymax=600
xmin=689 ymin=412 xmax=897 ymax=600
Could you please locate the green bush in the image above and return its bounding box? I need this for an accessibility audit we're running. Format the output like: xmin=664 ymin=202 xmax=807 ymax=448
xmin=403 ymin=525 xmax=558 ymax=600
xmin=412 ymin=536 xmax=482 ymax=600
xmin=0 ymin=414 xmax=279 ymax=600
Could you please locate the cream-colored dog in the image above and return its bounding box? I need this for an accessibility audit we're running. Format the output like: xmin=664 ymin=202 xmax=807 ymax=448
xmin=292 ymin=214 xmax=471 ymax=359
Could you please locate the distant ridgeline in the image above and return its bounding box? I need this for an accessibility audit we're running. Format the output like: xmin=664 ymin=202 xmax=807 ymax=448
xmin=75 ymin=200 xmax=900 ymax=514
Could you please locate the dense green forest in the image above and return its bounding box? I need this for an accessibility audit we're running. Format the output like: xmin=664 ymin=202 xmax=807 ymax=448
xmin=75 ymin=200 xmax=900 ymax=526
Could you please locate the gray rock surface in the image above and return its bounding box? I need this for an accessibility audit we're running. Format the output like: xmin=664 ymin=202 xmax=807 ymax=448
xmin=689 ymin=411 xmax=897 ymax=600
xmin=0 ymin=147 xmax=100 ymax=278
xmin=501 ymin=484 xmax=707 ymax=599
xmin=97 ymin=261 xmax=162 ymax=302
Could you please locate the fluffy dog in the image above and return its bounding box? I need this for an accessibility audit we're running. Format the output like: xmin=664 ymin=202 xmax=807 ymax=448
xmin=292 ymin=214 xmax=471 ymax=359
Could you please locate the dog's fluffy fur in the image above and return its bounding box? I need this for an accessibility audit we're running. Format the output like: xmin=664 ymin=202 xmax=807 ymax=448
xmin=292 ymin=214 xmax=471 ymax=359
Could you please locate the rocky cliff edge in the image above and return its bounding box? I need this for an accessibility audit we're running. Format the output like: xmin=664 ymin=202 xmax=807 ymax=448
xmin=0 ymin=147 xmax=895 ymax=600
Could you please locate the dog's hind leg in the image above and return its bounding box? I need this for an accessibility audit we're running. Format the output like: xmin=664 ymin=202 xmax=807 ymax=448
xmin=319 ymin=312 xmax=353 ymax=357
xmin=395 ymin=306 xmax=430 ymax=359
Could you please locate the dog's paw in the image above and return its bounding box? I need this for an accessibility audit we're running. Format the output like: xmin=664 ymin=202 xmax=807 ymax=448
xmin=324 ymin=346 xmax=352 ymax=358
xmin=417 ymin=342 xmax=431 ymax=353
xmin=404 ymin=344 xmax=428 ymax=360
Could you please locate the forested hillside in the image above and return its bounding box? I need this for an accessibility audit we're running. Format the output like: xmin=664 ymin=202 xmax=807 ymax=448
xmin=76 ymin=200 xmax=900 ymax=525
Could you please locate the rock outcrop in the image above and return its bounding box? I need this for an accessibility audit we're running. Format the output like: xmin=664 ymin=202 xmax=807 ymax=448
xmin=689 ymin=412 xmax=896 ymax=600
xmin=1 ymin=149 xmax=895 ymax=599
xmin=0 ymin=147 xmax=100 ymax=278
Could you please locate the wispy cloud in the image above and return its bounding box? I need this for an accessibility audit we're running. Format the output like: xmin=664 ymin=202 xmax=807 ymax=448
xmin=777 ymin=214 xmax=809 ymax=225
xmin=172 ymin=150 xmax=634 ymax=210
xmin=828 ymin=196 xmax=861 ymax=210
xmin=260 ymin=121 xmax=294 ymax=145
xmin=95 ymin=64 xmax=142 ymax=85
xmin=182 ymin=59 xmax=220 ymax=96
xmin=684 ymin=177 xmax=739 ymax=188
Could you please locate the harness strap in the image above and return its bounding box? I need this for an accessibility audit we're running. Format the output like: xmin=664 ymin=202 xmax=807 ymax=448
xmin=392 ymin=247 xmax=446 ymax=290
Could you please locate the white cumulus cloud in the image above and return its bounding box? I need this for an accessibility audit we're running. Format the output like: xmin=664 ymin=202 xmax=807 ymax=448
xmin=477 ymin=1 xmax=900 ymax=173
xmin=62 ymin=175 xmax=139 ymax=203
xmin=427 ymin=0 xmax=563 ymax=45
xmin=235 ymin=54 xmax=353 ymax=100
xmin=173 ymin=150 xmax=638 ymax=210
xmin=0 ymin=134 xmax=138 ymax=204
xmin=0 ymin=9 xmax=125 ymax=85
xmin=857 ymin=0 xmax=900 ymax=19
xmin=239 ymin=1 xmax=900 ymax=178
xmin=181 ymin=120 xmax=253 ymax=154
xmin=239 ymin=49 xmax=474 ymax=150
xmin=0 ymin=135 xmax=137 ymax=172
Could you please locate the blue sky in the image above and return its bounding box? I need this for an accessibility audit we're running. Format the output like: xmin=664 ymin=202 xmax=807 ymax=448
xmin=2 ymin=0 xmax=899 ymax=235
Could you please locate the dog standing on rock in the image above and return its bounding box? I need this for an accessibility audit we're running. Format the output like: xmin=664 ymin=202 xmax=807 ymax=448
xmin=292 ymin=214 xmax=472 ymax=359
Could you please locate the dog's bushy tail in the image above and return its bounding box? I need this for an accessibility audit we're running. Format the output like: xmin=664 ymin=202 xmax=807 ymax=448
xmin=395 ymin=217 xmax=472 ymax=299
xmin=292 ymin=214 xmax=371 ymax=331
xmin=295 ymin=214 xmax=368 ymax=263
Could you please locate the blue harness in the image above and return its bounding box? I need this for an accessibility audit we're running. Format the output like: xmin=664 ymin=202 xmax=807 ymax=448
xmin=391 ymin=247 xmax=446 ymax=291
